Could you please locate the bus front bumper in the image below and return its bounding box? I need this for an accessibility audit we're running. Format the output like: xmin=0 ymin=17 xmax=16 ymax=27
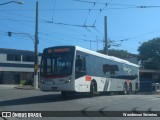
xmin=40 ymin=83 xmax=74 ymax=92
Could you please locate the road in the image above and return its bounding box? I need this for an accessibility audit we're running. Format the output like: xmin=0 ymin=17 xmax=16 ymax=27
xmin=0 ymin=85 xmax=160 ymax=120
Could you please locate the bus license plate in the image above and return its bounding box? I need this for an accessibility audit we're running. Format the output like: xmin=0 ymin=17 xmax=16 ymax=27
xmin=52 ymin=87 xmax=58 ymax=90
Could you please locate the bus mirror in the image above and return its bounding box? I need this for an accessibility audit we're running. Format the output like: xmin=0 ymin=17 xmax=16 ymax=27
xmin=76 ymin=58 xmax=83 ymax=67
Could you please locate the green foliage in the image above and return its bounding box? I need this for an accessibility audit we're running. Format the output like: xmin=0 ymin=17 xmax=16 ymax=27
xmin=20 ymin=80 xmax=33 ymax=85
xmin=138 ymin=37 xmax=160 ymax=70
xmin=20 ymin=80 xmax=27 ymax=86
xmin=97 ymin=49 xmax=135 ymax=59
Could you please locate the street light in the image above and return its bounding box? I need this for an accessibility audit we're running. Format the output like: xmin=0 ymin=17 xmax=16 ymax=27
xmin=8 ymin=32 xmax=34 ymax=42
xmin=0 ymin=1 xmax=24 ymax=6
xmin=14 ymin=1 xmax=24 ymax=4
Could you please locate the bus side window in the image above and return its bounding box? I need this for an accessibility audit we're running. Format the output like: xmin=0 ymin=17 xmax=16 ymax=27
xmin=75 ymin=55 xmax=86 ymax=78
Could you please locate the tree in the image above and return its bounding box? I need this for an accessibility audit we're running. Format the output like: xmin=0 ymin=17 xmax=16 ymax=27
xmin=138 ymin=37 xmax=160 ymax=70
xmin=97 ymin=49 xmax=136 ymax=59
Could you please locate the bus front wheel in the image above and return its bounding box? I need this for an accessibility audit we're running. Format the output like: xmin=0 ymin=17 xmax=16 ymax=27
xmin=89 ymin=81 xmax=96 ymax=97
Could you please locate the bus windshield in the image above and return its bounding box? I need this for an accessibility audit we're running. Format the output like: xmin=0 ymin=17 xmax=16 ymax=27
xmin=40 ymin=47 xmax=74 ymax=77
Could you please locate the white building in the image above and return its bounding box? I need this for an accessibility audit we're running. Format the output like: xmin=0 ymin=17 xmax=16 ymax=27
xmin=0 ymin=48 xmax=41 ymax=84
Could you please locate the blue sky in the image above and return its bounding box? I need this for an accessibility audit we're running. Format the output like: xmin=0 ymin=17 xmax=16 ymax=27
xmin=0 ymin=0 xmax=160 ymax=54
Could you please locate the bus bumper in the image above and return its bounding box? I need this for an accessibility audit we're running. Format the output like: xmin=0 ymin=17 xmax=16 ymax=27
xmin=40 ymin=83 xmax=74 ymax=92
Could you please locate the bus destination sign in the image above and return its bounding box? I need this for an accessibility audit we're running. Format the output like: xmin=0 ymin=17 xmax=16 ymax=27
xmin=48 ymin=48 xmax=70 ymax=53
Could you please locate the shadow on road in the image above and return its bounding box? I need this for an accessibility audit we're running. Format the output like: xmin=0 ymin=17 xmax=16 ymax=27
xmin=0 ymin=93 xmax=95 ymax=107
xmin=0 ymin=91 xmax=132 ymax=107
xmin=0 ymin=94 xmax=59 ymax=106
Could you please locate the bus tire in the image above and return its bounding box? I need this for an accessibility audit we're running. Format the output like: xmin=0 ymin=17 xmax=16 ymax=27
xmin=89 ymin=81 xmax=96 ymax=97
xmin=123 ymin=83 xmax=128 ymax=95
xmin=128 ymin=83 xmax=132 ymax=95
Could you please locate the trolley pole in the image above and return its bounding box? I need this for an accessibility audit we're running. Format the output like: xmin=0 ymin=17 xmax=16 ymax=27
xmin=34 ymin=0 xmax=39 ymax=89
xmin=104 ymin=16 xmax=108 ymax=55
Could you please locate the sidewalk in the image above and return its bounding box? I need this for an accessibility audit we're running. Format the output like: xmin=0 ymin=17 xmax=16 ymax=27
xmin=0 ymin=84 xmax=37 ymax=90
xmin=14 ymin=85 xmax=34 ymax=90
xmin=0 ymin=85 xmax=17 ymax=89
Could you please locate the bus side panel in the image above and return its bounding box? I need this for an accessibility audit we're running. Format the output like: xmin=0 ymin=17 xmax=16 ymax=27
xmin=74 ymin=76 xmax=139 ymax=93
xmin=90 ymin=53 xmax=139 ymax=93
xmin=75 ymin=76 xmax=90 ymax=92
xmin=75 ymin=50 xmax=139 ymax=93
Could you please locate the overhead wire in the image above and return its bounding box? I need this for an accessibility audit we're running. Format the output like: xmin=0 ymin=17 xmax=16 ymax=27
xmin=2 ymin=1 xmax=160 ymax=51
xmin=0 ymin=21 xmax=17 ymax=32
xmin=73 ymin=0 xmax=160 ymax=8
xmin=0 ymin=28 xmax=99 ymax=46
xmin=1 ymin=11 xmax=95 ymax=28
xmin=0 ymin=18 xmax=36 ymax=23
xmin=109 ymin=29 xmax=160 ymax=51
xmin=0 ymin=7 xmax=99 ymax=40
xmin=73 ymin=0 xmax=95 ymax=4
xmin=73 ymin=0 xmax=101 ymax=35
xmin=83 ymin=0 xmax=96 ymax=26
xmin=1 ymin=5 xmax=160 ymax=12
xmin=117 ymin=29 xmax=160 ymax=42
xmin=92 ymin=0 xmax=112 ymax=26
xmin=2 ymin=12 xmax=98 ymax=42
xmin=38 ymin=30 xmax=99 ymax=43
xmin=72 ymin=0 xmax=113 ymax=36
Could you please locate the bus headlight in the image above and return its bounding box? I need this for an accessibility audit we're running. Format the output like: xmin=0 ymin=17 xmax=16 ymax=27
xmin=65 ymin=79 xmax=71 ymax=83
xmin=40 ymin=79 xmax=44 ymax=84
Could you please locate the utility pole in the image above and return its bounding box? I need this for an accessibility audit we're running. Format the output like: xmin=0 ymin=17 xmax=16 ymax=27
xmin=90 ymin=40 xmax=91 ymax=50
xmin=104 ymin=16 xmax=108 ymax=55
xmin=34 ymin=0 xmax=39 ymax=89
xmin=96 ymin=36 xmax=99 ymax=51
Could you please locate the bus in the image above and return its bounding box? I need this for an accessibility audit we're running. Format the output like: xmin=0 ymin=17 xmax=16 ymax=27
xmin=40 ymin=46 xmax=139 ymax=97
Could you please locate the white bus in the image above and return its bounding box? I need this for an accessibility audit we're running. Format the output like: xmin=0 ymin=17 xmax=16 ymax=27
xmin=40 ymin=46 xmax=139 ymax=97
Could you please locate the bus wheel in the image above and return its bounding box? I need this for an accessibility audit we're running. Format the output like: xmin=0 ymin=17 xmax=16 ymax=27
xmin=128 ymin=83 xmax=132 ymax=95
xmin=123 ymin=83 xmax=128 ymax=95
xmin=61 ymin=91 xmax=68 ymax=98
xmin=89 ymin=81 xmax=96 ymax=97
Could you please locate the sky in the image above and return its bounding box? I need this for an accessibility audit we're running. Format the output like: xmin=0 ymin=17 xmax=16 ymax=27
xmin=0 ymin=0 xmax=160 ymax=54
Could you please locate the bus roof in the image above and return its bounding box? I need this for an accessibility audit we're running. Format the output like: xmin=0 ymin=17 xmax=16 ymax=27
xmin=75 ymin=46 xmax=139 ymax=67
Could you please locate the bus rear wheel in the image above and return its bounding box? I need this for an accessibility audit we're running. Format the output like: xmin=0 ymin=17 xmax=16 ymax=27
xmin=123 ymin=83 xmax=128 ymax=95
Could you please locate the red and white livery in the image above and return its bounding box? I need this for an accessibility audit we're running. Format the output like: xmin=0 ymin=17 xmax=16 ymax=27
xmin=40 ymin=46 xmax=139 ymax=97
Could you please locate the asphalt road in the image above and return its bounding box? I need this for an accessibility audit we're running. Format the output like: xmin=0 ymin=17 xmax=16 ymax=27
xmin=0 ymin=85 xmax=160 ymax=120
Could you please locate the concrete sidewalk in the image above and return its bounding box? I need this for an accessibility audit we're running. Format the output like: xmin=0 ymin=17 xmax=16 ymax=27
xmin=14 ymin=85 xmax=34 ymax=90
xmin=0 ymin=85 xmax=37 ymax=90
xmin=0 ymin=85 xmax=16 ymax=89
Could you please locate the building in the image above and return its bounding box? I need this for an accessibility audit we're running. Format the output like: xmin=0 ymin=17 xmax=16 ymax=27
xmin=0 ymin=48 xmax=41 ymax=84
xmin=139 ymin=69 xmax=160 ymax=92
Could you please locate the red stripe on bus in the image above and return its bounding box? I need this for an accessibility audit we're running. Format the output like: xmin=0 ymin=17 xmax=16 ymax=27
xmin=42 ymin=75 xmax=69 ymax=78
xmin=125 ymin=80 xmax=131 ymax=83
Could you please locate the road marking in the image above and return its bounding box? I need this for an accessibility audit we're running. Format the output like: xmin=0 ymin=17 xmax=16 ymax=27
xmin=136 ymin=96 xmax=153 ymax=99
xmin=150 ymin=98 xmax=160 ymax=101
